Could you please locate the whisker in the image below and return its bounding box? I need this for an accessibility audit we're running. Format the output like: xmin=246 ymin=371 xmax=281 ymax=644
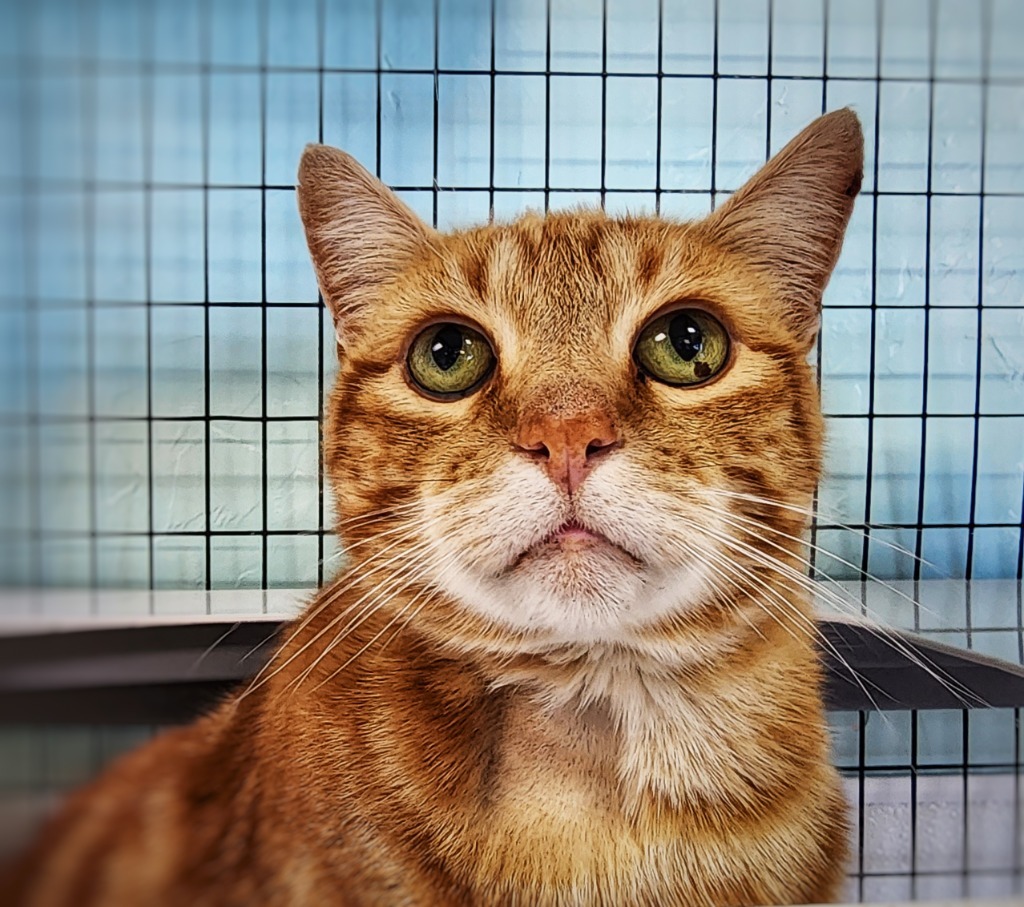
xmin=288 ymin=549 xmax=442 ymax=693
xmin=234 ymin=508 xmax=441 ymax=669
xmin=374 ymin=591 xmax=439 ymax=658
xmin=704 ymin=507 xmax=950 ymax=634
xmin=701 ymin=503 xmax=950 ymax=627
xmin=309 ymin=575 xmax=452 ymax=693
xmin=679 ymin=526 xmax=886 ymax=712
xmin=281 ymin=544 xmax=439 ymax=687
xmin=703 ymin=487 xmax=939 ymax=573
xmin=286 ymin=540 xmax=465 ymax=694
xmin=690 ymin=518 xmax=980 ymax=707
xmin=240 ymin=528 xmax=444 ymax=698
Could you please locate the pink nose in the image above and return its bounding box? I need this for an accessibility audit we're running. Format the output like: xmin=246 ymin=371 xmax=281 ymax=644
xmin=514 ymin=410 xmax=620 ymax=494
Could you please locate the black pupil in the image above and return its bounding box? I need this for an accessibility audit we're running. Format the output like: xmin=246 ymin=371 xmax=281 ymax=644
xmin=431 ymin=325 xmax=465 ymax=371
xmin=668 ymin=314 xmax=703 ymax=361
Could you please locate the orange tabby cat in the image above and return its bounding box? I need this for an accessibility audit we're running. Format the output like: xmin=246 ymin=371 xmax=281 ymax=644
xmin=3 ymin=109 xmax=863 ymax=906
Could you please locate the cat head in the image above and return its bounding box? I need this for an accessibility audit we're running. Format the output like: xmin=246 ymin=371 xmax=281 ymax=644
xmin=297 ymin=110 xmax=863 ymax=653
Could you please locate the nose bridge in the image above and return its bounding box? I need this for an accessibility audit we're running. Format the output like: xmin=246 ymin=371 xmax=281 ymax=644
xmin=524 ymin=375 xmax=608 ymax=419
xmin=514 ymin=381 xmax=620 ymax=495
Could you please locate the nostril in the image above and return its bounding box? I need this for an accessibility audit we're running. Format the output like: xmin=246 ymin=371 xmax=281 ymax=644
xmin=514 ymin=415 xmax=618 ymax=494
xmin=517 ymin=440 xmax=550 ymax=460
xmin=585 ymin=437 xmax=619 ymax=461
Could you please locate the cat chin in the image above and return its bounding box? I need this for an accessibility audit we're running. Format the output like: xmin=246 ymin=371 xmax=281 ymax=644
xmin=418 ymin=453 xmax=724 ymax=644
xmin=437 ymin=549 xmax=713 ymax=646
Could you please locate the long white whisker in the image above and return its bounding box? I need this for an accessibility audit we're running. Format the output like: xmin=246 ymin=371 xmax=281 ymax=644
xmin=680 ymin=526 xmax=885 ymax=711
xmin=691 ymin=518 xmax=979 ymax=707
xmin=309 ymin=571 xmax=455 ymax=693
xmin=701 ymin=503 xmax=949 ymax=627
xmin=288 ymin=545 xmax=448 ymax=692
xmin=240 ymin=529 xmax=445 ymax=698
xmin=703 ymin=487 xmax=939 ymax=573
xmin=239 ymin=519 xmax=437 ymax=685
xmin=298 ymin=545 xmax=466 ymax=691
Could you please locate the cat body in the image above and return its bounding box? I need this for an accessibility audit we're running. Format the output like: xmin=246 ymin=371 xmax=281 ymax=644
xmin=3 ymin=109 xmax=864 ymax=906
xmin=7 ymin=602 xmax=845 ymax=906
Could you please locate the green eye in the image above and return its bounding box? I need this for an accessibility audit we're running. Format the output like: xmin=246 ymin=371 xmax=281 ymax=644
xmin=633 ymin=308 xmax=730 ymax=386
xmin=407 ymin=322 xmax=495 ymax=398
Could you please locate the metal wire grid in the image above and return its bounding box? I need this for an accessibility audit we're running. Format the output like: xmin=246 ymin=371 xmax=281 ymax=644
xmin=836 ymin=707 xmax=1023 ymax=901
xmin=1 ymin=0 xmax=1022 ymax=609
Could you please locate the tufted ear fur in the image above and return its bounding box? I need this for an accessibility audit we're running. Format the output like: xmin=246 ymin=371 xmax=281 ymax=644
xmin=296 ymin=144 xmax=435 ymax=349
xmin=698 ymin=108 xmax=864 ymax=350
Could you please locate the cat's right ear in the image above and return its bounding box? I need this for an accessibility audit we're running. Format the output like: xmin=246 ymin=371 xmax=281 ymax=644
xmin=296 ymin=145 xmax=435 ymax=349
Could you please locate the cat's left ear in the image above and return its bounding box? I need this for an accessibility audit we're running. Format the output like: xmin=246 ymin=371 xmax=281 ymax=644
xmin=699 ymin=108 xmax=864 ymax=350
xmin=296 ymin=144 xmax=436 ymax=349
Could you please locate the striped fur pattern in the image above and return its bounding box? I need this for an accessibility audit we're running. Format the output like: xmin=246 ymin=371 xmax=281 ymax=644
xmin=3 ymin=110 xmax=864 ymax=906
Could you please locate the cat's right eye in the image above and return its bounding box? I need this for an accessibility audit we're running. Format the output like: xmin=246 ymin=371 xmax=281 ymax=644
xmin=407 ymin=322 xmax=495 ymax=399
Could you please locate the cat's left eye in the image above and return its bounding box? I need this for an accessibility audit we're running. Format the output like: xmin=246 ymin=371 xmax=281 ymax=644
xmin=633 ymin=308 xmax=730 ymax=387
xmin=407 ymin=322 xmax=495 ymax=399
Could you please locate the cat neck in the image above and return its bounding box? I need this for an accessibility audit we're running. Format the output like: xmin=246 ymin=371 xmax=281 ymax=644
xmin=485 ymin=610 xmax=823 ymax=811
xmin=272 ymin=577 xmax=824 ymax=815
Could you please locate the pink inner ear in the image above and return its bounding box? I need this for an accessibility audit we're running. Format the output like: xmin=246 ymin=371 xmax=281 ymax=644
xmin=297 ymin=144 xmax=435 ymax=349
xmin=697 ymin=110 xmax=864 ymax=349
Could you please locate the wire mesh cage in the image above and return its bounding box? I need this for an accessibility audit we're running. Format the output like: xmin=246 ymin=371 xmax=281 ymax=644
xmin=0 ymin=0 xmax=1022 ymax=902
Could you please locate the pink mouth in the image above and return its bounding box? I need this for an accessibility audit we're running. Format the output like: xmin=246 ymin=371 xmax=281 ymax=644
xmin=546 ymin=520 xmax=645 ymax=565
xmin=549 ymin=519 xmax=604 ymax=543
xmin=505 ymin=517 xmax=643 ymax=574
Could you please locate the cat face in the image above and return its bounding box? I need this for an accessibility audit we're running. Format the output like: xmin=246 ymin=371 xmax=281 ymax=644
xmin=298 ymin=110 xmax=863 ymax=652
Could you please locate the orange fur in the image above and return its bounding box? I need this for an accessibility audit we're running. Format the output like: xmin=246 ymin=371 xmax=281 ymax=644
xmin=2 ymin=110 xmax=864 ymax=906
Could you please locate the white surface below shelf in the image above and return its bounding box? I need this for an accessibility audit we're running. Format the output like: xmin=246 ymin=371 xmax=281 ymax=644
xmin=0 ymin=579 xmax=1021 ymax=653
xmin=0 ymin=588 xmax=308 ymax=634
